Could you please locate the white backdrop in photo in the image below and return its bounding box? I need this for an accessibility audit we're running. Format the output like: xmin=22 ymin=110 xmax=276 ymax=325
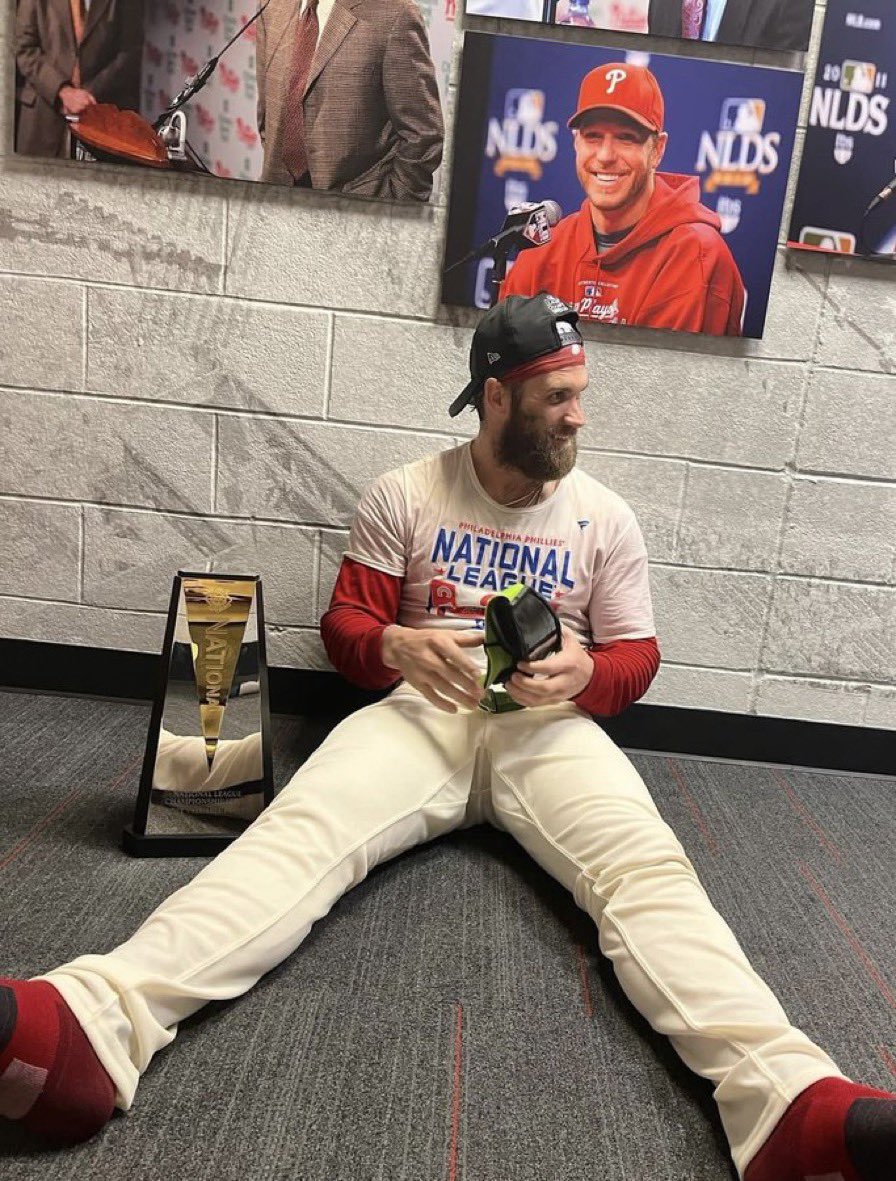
xmin=140 ymin=0 xmax=456 ymax=184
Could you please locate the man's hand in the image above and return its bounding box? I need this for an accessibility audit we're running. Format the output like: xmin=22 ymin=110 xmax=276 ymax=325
xmin=381 ymin=625 xmax=484 ymax=713
xmin=505 ymin=625 xmax=593 ymax=708
xmin=58 ymin=86 xmax=96 ymax=116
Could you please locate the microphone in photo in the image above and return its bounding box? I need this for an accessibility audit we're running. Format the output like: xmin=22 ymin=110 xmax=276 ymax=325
xmin=484 ymin=199 xmax=563 ymax=259
xmin=864 ymin=173 xmax=896 ymax=216
xmin=859 ymin=170 xmax=896 ymax=258
xmin=444 ymin=199 xmax=563 ymax=274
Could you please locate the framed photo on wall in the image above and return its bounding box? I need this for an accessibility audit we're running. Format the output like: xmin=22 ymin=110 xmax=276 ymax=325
xmin=788 ymin=0 xmax=895 ymax=259
xmin=12 ymin=0 xmax=454 ymax=204
xmin=442 ymin=33 xmax=803 ymax=340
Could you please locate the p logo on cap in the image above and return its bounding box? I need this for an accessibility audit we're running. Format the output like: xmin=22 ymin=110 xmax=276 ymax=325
xmin=567 ymin=62 xmax=665 ymax=134
xmin=605 ymin=67 xmax=627 ymax=95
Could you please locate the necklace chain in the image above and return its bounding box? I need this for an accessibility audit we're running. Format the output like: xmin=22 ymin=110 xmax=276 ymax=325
xmin=501 ymin=484 xmax=543 ymax=508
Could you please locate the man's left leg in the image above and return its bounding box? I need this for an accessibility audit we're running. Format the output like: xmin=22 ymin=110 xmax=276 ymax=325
xmin=485 ymin=703 xmax=895 ymax=1180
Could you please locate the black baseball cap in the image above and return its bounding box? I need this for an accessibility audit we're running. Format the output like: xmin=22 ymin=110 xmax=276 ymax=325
xmin=448 ymin=293 xmax=585 ymax=417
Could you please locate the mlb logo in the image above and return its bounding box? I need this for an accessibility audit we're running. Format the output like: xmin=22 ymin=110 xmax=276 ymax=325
xmin=833 ymin=133 xmax=854 ymax=165
xmin=841 ymin=61 xmax=876 ymax=94
xmin=504 ymin=177 xmax=529 ymax=212
xmin=716 ymin=196 xmax=742 ymax=235
xmin=505 ymin=89 xmax=545 ymax=126
xmin=798 ymin=226 xmax=856 ymax=254
xmin=720 ymin=99 xmax=766 ymax=134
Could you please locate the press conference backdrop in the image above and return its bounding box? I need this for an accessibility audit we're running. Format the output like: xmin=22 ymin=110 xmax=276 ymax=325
xmin=787 ymin=0 xmax=896 ymax=258
xmin=442 ymin=33 xmax=803 ymax=340
xmin=139 ymin=0 xmax=455 ymax=186
xmin=140 ymin=0 xmax=262 ymax=181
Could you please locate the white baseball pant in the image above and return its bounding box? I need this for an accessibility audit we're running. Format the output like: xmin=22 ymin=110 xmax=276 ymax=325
xmin=40 ymin=684 xmax=843 ymax=1176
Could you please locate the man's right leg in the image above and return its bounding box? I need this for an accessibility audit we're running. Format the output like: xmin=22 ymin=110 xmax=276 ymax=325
xmin=3 ymin=686 xmax=483 ymax=1136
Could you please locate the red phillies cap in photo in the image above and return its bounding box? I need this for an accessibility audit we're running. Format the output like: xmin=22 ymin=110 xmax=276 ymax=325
xmin=567 ymin=63 xmax=665 ymax=133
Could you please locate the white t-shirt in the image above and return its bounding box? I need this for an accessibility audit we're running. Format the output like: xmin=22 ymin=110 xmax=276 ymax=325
xmin=346 ymin=443 xmax=655 ymax=661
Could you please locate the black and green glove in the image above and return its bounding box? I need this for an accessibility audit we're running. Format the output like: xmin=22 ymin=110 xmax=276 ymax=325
xmin=480 ymin=583 xmax=562 ymax=711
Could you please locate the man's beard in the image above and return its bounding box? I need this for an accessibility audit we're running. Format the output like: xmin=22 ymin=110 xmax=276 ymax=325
xmin=496 ymin=404 xmax=578 ymax=482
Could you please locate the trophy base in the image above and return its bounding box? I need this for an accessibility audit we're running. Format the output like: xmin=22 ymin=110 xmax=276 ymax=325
xmin=121 ymin=826 xmax=237 ymax=858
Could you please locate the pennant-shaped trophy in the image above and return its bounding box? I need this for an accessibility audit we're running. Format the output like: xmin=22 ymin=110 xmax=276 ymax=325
xmin=122 ymin=571 xmax=274 ymax=857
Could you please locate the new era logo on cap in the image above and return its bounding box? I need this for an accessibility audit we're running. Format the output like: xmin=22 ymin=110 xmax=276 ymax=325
xmin=487 ymin=351 xmax=501 ymax=364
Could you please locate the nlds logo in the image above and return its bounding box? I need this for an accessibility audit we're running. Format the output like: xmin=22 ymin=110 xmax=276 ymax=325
xmin=486 ymin=89 xmax=559 ymax=180
xmin=811 ymin=59 xmax=889 ymax=138
xmin=695 ymin=99 xmax=780 ymax=194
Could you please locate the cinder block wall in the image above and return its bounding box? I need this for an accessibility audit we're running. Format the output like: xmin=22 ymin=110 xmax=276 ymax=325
xmin=1 ymin=1 xmax=893 ymax=730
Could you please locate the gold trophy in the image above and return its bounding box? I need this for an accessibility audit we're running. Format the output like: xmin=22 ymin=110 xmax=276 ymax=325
xmin=123 ymin=571 xmax=274 ymax=856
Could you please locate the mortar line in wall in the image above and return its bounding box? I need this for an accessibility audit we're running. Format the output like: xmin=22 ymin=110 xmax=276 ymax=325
xmin=670 ymin=463 xmax=690 ymax=558
xmin=750 ymin=475 xmax=796 ymax=714
xmin=221 ymin=198 xmax=230 ymax=295
xmin=0 ymin=273 xmax=446 ymax=327
xmin=81 ymin=286 xmax=89 ymax=391
xmin=810 ymin=253 xmax=834 ymax=363
xmin=654 ymin=661 xmax=892 ymax=687
xmin=13 ymin=386 xmax=888 ymax=484
xmin=0 ymin=484 xmax=889 ymax=589
xmin=651 ymin=561 xmax=896 ymax=591
xmin=0 ymin=493 xmax=352 ymax=532
xmin=77 ymin=505 xmax=85 ymax=603
xmin=0 ymin=385 xmax=448 ymax=439
xmin=738 ymin=668 xmax=888 ymax=691
xmin=652 ymin=559 xmax=895 ymax=585
xmin=661 ymin=661 xmax=892 ymax=689
xmin=0 ymin=593 xmax=326 ymax=637
xmin=311 ymin=531 xmax=322 ymax=624
xmin=211 ymin=414 xmax=219 ymax=512
xmin=322 ymin=313 xmax=335 ymax=419
xmin=803 ymin=251 xmax=881 ymax=722
xmin=0 ymin=593 xmax=166 ymax=617
xmin=812 ymin=361 xmax=896 ymax=377
xmin=1 ymin=591 xmax=888 ymax=698
xmin=746 ymin=250 xmax=833 ymax=709
xmin=752 ymin=377 xmax=812 ymax=709
xmin=0 ymin=270 xmax=833 ymax=368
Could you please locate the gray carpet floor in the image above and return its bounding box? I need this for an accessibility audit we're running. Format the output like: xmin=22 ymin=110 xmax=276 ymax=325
xmin=1 ymin=688 xmax=894 ymax=1180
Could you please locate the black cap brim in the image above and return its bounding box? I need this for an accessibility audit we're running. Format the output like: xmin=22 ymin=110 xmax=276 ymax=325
xmin=448 ymin=375 xmax=483 ymax=418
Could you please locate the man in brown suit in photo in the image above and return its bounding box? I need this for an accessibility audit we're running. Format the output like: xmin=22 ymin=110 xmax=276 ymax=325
xmin=15 ymin=0 xmax=145 ymax=159
xmin=256 ymin=0 xmax=444 ymax=201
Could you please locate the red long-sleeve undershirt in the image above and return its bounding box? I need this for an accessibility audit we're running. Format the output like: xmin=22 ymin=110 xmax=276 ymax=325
xmin=320 ymin=557 xmax=660 ymax=718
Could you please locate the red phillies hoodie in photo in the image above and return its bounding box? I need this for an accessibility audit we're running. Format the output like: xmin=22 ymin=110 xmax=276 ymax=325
xmin=501 ymin=173 xmax=746 ymax=336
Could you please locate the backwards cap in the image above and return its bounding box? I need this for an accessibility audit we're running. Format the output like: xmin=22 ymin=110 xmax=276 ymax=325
xmin=448 ymin=293 xmax=585 ymax=418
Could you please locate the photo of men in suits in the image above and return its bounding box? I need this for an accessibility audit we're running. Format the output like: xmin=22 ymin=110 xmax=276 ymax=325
xmin=647 ymin=0 xmax=814 ymax=51
xmin=256 ymin=0 xmax=445 ymax=201
xmin=15 ymin=0 xmax=145 ymax=159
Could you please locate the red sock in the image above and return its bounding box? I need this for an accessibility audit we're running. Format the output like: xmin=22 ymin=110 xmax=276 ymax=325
xmin=0 ymin=978 xmax=115 ymax=1144
xmin=745 ymin=1076 xmax=896 ymax=1181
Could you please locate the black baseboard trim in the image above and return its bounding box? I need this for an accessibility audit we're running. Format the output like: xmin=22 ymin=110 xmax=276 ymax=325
xmin=2 ymin=639 xmax=893 ymax=776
